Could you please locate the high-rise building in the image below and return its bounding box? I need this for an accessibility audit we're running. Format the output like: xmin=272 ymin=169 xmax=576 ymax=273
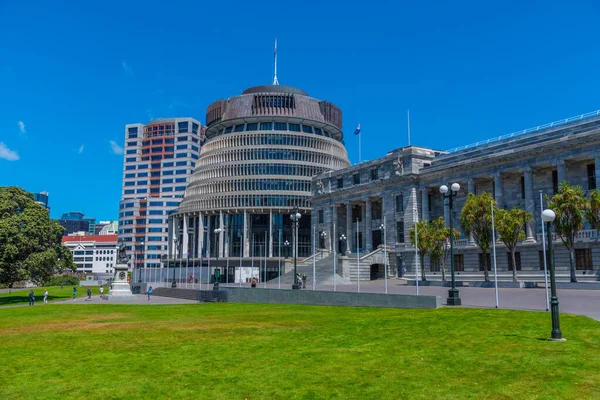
xmin=169 ymin=84 xmax=351 ymax=281
xmin=58 ymin=212 xmax=90 ymax=235
xmin=118 ymin=118 xmax=203 ymax=270
xmin=33 ymin=191 xmax=50 ymax=212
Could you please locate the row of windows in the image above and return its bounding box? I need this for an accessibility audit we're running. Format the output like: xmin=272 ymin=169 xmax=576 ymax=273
xmin=124 ymin=186 xmax=187 ymax=195
xmin=191 ymin=163 xmax=323 ymax=183
xmin=202 ymin=148 xmax=337 ymax=167
xmin=217 ymin=123 xmax=332 ymax=139
xmin=189 ymin=179 xmax=312 ymax=196
xmin=180 ymin=194 xmax=310 ymax=212
xmin=336 ymin=167 xmax=381 ymax=190
xmin=202 ymin=132 xmax=341 ymax=155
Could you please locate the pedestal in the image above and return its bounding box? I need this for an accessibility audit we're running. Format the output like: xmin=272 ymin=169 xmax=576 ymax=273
xmin=108 ymin=263 xmax=134 ymax=298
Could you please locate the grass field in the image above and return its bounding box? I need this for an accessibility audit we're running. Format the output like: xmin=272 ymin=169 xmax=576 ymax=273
xmin=0 ymin=304 xmax=598 ymax=399
xmin=0 ymin=286 xmax=104 ymax=306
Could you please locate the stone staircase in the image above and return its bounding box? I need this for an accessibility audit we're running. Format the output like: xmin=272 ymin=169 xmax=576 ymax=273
xmin=153 ymin=287 xmax=199 ymax=301
xmin=272 ymin=253 xmax=350 ymax=286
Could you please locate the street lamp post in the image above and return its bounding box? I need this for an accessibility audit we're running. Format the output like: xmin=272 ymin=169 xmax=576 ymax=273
xmin=284 ymin=240 xmax=290 ymax=258
xmin=541 ymin=209 xmax=566 ymax=342
xmin=340 ymin=234 xmax=347 ymax=254
xmin=320 ymin=231 xmax=327 ymax=260
xmin=290 ymin=207 xmax=302 ymax=290
xmin=171 ymin=238 xmax=178 ymax=288
xmin=440 ymin=183 xmax=462 ymax=306
xmin=380 ymin=218 xmax=387 ymax=294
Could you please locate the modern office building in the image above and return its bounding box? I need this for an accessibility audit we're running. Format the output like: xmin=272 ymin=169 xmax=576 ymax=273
xmin=33 ymin=191 xmax=50 ymax=212
xmin=61 ymin=234 xmax=118 ymax=275
xmin=97 ymin=221 xmax=118 ymax=235
xmin=58 ymin=212 xmax=92 ymax=235
xmin=311 ymin=110 xmax=600 ymax=281
xmin=169 ymin=84 xmax=351 ymax=281
xmin=118 ymin=118 xmax=203 ymax=270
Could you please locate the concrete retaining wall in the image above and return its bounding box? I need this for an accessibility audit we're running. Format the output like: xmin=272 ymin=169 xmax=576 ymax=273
xmin=219 ymin=287 xmax=441 ymax=309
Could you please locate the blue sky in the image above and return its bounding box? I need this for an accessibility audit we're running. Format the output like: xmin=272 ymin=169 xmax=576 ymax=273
xmin=1 ymin=0 xmax=599 ymax=221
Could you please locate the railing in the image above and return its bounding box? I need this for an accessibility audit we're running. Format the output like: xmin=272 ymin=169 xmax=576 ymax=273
xmin=446 ymin=110 xmax=600 ymax=154
xmin=454 ymin=239 xmax=469 ymax=247
xmin=536 ymin=229 xmax=599 ymax=243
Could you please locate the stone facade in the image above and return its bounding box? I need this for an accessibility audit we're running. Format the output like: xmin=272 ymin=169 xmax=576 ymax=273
xmin=311 ymin=114 xmax=600 ymax=281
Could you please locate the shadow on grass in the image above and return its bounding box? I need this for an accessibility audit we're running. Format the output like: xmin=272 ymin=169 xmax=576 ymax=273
xmin=504 ymin=334 xmax=549 ymax=341
xmin=0 ymin=295 xmax=70 ymax=306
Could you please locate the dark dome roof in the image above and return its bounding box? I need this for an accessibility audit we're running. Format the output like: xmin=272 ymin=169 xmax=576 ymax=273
xmin=241 ymin=85 xmax=308 ymax=96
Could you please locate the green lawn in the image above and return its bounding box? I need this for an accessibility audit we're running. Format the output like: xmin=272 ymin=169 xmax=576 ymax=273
xmin=0 ymin=304 xmax=598 ymax=400
xmin=0 ymin=285 xmax=104 ymax=306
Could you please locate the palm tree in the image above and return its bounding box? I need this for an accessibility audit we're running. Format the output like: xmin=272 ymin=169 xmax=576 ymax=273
xmin=495 ymin=207 xmax=531 ymax=282
xmin=409 ymin=220 xmax=431 ymax=281
xmin=460 ymin=192 xmax=496 ymax=282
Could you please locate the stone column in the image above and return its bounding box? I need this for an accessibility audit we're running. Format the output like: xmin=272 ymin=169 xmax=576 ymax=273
xmin=523 ymin=168 xmax=536 ymax=242
xmin=243 ymin=210 xmax=249 ymax=258
xmin=218 ymin=211 xmax=224 ymax=258
xmin=467 ymin=179 xmax=476 ymax=245
xmin=365 ymin=197 xmax=372 ymax=252
xmin=493 ymin=173 xmax=504 ymax=209
xmin=421 ymin=188 xmax=429 ymax=222
xmin=269 ymin=210 xmax=273 ymax=258
xmin=405 ymin=187 xmax=418 ymax=248
xmin=167 ymin=216 xmax=174 ymax=259
xmin=346 ymin=201 xmax=353 ymax=254
xmin=555 ymin=160 xmax=567 ymax=185
xmin=182 ymin=214 xmax=189 ymax=259
xmin=198 ymin=213 xmax=204 ymax=258
xmin=224 ymin=214 xmax=230 ymax=258
xmin=595 ymin=155 xmax=600 ymax=190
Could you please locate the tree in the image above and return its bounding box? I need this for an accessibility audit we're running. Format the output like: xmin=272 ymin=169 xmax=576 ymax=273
xmin=547 ymin=182 xmax=588 ymax=282
xmin=0 ymin=186 xmax=74 ymax=287
xmin=460 ymin=192 xmax=496 ymax=282
xmin=409 ymin=220 xmax=432 ymax=281
xmin=586 ymin=189 xmax=600 ymax=231
xmin=428 ymin=217 xmax=459 ymax=282
xmin=495 ymin=207 xmax=531 ymax=283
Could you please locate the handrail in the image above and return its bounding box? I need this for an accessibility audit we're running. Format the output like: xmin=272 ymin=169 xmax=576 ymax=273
xmin=445 ymin=110 xmax=600 ymax=154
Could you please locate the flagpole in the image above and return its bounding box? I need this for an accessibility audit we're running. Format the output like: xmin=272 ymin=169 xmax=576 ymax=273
xmin=415 ymin=204 xmax=419 ymax=296
xmin=491 ymin=199 xmax=499 ymax=308
xmin=333 ymin=221 xmax=337 ymax=292
xmin=313 ymin=224 xmax=316 ymax=290
xmin=407 ymin=109 xmax=411 ymax=146
xmin=540 ymin=190 xmax=550 ymax=311
xmin=359 ymin=131 xmax=362 ymax=164
xmin=356 ymin=218 xmax=360 ymax=293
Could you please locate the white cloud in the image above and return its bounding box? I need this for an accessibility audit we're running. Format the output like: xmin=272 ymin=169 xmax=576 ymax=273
xmin=109 ymin=140 xmax=123 ymax=155
xmin=0 ymin=142 xmax=19 ymax=161
xmin=78 ymin=144 xmax=84 ymax=154
xmin=17 ymin=121 xmax=26 ymax=135
xmin=147 ymin=109 xmax=154 ymax=121
xmin=122 ymin=60 xmax=133 ymax=75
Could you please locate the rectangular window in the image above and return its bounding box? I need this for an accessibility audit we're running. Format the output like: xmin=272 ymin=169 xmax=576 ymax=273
xmin=260 ymin=122 xmax=272 ymax=131
xmin=302 ymin=125 xmax=313 ymax=133
xmin=337 ymin=177 xmax=344 ymax=189
xmin=288 ymin=123 xmax=300 ymax=132
xmin=176 ymin=153 xmax=187 ymax=158
xmin=246 ymin=123 xmax=258 ymax=131
xmin=149 ymin=219 xmax=162 ymax=224
xmin=175 ymin=177 xmax=186 ymax=183
xmin=149 ymin=201 xmax=163 ymax=207
xmin=353 ymin=173 xmax=360 ymax=185
xmin=314 ymin=128 xmax=323 ymax=136
xmin=125 ymin=165 xmax=135 ymax=170
xmin=521 ymin=176 xmax=525 ymax=199
xmin=176 ymin=144 xmax=187 ymax=150
xmin=127 ymin=141 xmax=137 ymax=147
xmin=125 ymin=173 xmax=135 ymax=178
xmin=152 ymin=139 xmax=163 ymax=145
xmin=163 ymin=170 xmax=173 ymax=176
xmin=507 ymin=252 xmax=521 ymax=271
xmin=318 ymin=209 xmax=324 ymax=224
xmin=552 ymin=170 xmax=558 ymax=194
xmin=178 ymin=121 xmax=189 ymax=133
xmin=124 ymin=189 xmax=135 ymax=194
xmin=454 ymin=254 xmax=465 ymax=272
xmin=396 ymin=195 xmax=404 ymax=213
xmin=128 ymin=127 xmax=138 ymax=138
xmin=138 ymin=164 xmax=148 ymax=169
xmin=274 ymin=122 xmax=287 ymax=131
xmin=192 ymin=122 xmax=199 ymax=133
xmin=479 ymin=253 xmax=492 ymax=271
xmin=588 ymin=164 xmax=596 ymax=190
xmin=126 ymin=157 xmax=136 ymax=162
xmin=234 ymin=124 xmax=245 ymax=132
xmin=137 ymin=180 xmax=147 ymax=185
xmin=396 ymin=221 xmax=404 ymax=243
xmin=575 ymin=249 xmax=593 ymax=270
xmin=138 ymin=172 xmax=148 ymax=177
xmin=175 ymin=169 xmax=186 ymax=174
xmin=166 ymin=202 xmax=179 ymax=207
xmin=370 ymin=168 xmax=378 ymax=181
xmin=126 ymin=149 xmax=136 ymax=154
xmin=124 ymin=181 xmax=135 ymax=187
xmin=163 ymin=162 xmax=174 ymax=167
xmin=175 ymin=186 xmax=187 ymax=191
xmin=162 ymin=179 xmax=173 ymax=184
xmin=430 ymin=258 xmax=440 ymax=272
xmin=224 ymin=127 xmax=233 ymax=134
xmin=162 ymin=187 xmax=173 ymax=192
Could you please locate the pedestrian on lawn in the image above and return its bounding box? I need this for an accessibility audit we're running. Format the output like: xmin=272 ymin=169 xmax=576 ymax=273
xmin=86 ymin=287 xmax=92 ymax=301
xmin=28 ymin=290 xmax=35 ymax=306
xmin=99 ymin=286 xmax=104 ymax=299
xmin=73 ymin=287 xmax=77 ymax=300
xmin=148 ymin=286 xmax=153 ymax=301
xmin=43 ymin=289 xmax=48 ymax=304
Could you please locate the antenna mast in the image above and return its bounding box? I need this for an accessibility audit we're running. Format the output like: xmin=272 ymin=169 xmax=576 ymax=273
xmin=273 ymin=39 xmax=279 ymax=85
xmin=407 ymin=109 xmax=411 ymax=146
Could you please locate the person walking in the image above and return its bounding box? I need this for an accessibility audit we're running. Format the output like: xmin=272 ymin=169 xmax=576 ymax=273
xmin=73 ymin=287 xmax=77 ymax=300
xmin=147 ymin=286 xmax=153 ymax=301
xmin=251 ymin=277 xmax=257 ymax=288
xmin=28 ymin=290 xmax=35 ymax=306
xmin=43 ymin=289 xmax=48 ymax=304
xmin=86 ymin=287 xmax=92 ymax=301
xmin=99 ymin=286 xmax=104 ymax=299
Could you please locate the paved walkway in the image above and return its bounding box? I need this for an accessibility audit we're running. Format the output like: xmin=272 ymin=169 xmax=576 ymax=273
xmin=53 ymin=295 xmax=196 ymax=305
